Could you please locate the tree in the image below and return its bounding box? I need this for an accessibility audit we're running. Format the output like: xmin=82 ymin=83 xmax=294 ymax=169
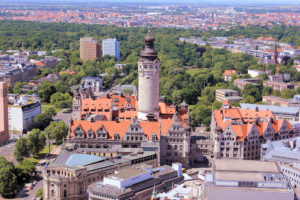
xmin=50 ymin=92 xmax=72 ymax=108
xmin=241 ymin=84 xmax=262 ymax=102
xmin=262 ymin=86 xmax=273 ymax=96
xmin=281 ymin=89 xmax=296 ymax=99
xmin=15 ymin=160 xmax=36 ymax=183
xmin=14 ymin=138 xmax=30 ymax=162
xmin=37 ymin=81 xmax=56 ymax=102
xmin=45 ymin=121 xmax=68 ymax=144
xmin=27 ymin=129 xmax=46 ymax=156
xmin=34 ymin=108 xmax=56 ymax=130
xmin=0 ymin=157 xmax=18 ymax=198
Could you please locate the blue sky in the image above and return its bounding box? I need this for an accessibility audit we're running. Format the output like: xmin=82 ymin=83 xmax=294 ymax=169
xmin=2 ymin=0 xmax=300 ymax=5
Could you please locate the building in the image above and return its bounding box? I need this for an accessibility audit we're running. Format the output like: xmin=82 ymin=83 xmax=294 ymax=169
xmin=87 ymin=163 xmax=184 ymax=200
xmin=261 ymin=137 xmax=300 ymax=188
xmin=102 ymin=38 xmax=120 ymax=61
xmin=248 ymin=69 xmax=265 ymax=78
xmin=211 ymin=101 xmax=300 ymax=160
xmin=0 ymin=82 xmax=9 ymax=145
xmin=234 ymin=78 xmax=260 ymax=90
xmin=0 ymin=62 xmax=37 ymax=87
xmin=263 ymin=95 xmax=300 ymax=107
xmin=263 ymin=80 xmax=295 ymax=91
xmin=223 ymin=69 xmax=236 ymax=82
xmin=215 ymin=89 xmax=243 ymax=103
xmin=43 ymin=147 xmax=158 ymax=200
xmin=202 ymin=159 xmax=294 ymax=200
xmin=261 ymin=137 xmax=300 ymax=164
xmin=138 ymin=34 xmax=160 ymax=120
xmin=280 ymin=162 xmax=300 ymax=188
xmin=80 ymin=37 xmax=101 ymax=61
xmin=80 ymin=77 xmax=103 ymax=93
xmin=8 ymin=94 xmax=41 ymax=133
xmin=240 ymin=103 xmax=300 ymax=123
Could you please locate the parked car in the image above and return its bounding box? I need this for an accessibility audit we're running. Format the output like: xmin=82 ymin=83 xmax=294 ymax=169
xmin=28 ymin=185 xmax=33 ymax=190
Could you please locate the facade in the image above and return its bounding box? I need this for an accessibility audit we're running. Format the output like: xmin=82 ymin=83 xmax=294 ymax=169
xmin=263 ymin=80 xmax=295 ymax=91
xmin=87 ymin=163 xmax=184 ymax=200
xmin=248 ymin=69 xmax=265 ymax=78
xmin=0 ymin=62 xmax=37 ymax=87
xmin=102 ymin=38 xmax=120 ymax=61
xmin=280 ymin=163 xmax=300 ymax=188
xmin=138 ymin=35 xmax=160 ymax=120
xmin=80 ymin=37 xmax=101 ymax=61
xmin=8 ymin=94 xmax=41 ymax=132
xmin=261 ymin=137 xmax=300 ymax=188
xmin=202 ymin=159 xmax=294 ymax=200
xmin=80 ymin=77 xmax=103 ymax=93
xmin=0 ymin=82 xmax=9 ymax=145
xmin=263 ymin=95 xmax=300 ymax=107
xmin=43 ymin=148 xmax=158 ymax=200
xmin=261 ymin=137 xmax=300 ymax=164
xmin=234 ymin=78 xmax=260 ymax=90
xmin=240 ymin=103 xmax=300 ymax=123
xmin=215 ymin=89 xmax=242 ymax=103
xmin=211 ymin=101 xmax=300 ymax=160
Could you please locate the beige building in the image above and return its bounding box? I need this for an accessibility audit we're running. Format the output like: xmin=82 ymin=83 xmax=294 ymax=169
xmin=0 ymin=82 xmax=8 ymax=145
xmin=202 ymin=159 xmax=294 ymax=200
xmin=43 ymin=148 xmax=158 ymax=200
xmin=80 ymin=37 xmax=101 ymax=61
xmin=211 ymin=102 xmax=300 ymax=160
xmin=215 ymin=89 xmax=242 ymax=103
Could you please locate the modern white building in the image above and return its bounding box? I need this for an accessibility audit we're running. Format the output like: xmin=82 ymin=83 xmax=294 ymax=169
xmin=248 ymin=69 xmax=266 ymax=78
xmin=102 ymin=38 xmax=120 ymax=61
xmin=8 ymin=94 xmax=41 ymax=133
xmin=80 ymin=77 xmax=103 ymax=92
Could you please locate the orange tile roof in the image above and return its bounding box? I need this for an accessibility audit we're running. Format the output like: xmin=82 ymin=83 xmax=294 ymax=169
xmin=223 ymin=70 xmax=236 ymax=76
xmin=70 ymin=118 xmax=177 ymax=140
xmin=213 ymin=106 xmax=289 ymax=140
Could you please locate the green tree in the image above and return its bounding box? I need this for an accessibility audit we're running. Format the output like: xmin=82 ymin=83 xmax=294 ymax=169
xmin=45 ymin=121 xmax=68 ymax=144
xmin=281 ymin=89 xmax=296 ymax=99
xmin=14 ymin=138 xmax=30 ymax=162
xmin=13 ymin=82 xmax=24 ymax=94
xmin=241 ymin=84 xmax=262 ymax=102
xmin=0 ymin=157 xmax=18 ymax=198
xmin=262 ymin=86 xmax=273 ymax=96
xmin=15 ymin=160 xmax=36 ymax=183
xmin=50 ymin=92 xmax=72 ymax=108
xmin=34 ymin=108 xmax=56 ymax=130
xmin=37 ymin=81 xmax=57 ymax=102
xmin=27 ymin=129 xmax=46 ymax=156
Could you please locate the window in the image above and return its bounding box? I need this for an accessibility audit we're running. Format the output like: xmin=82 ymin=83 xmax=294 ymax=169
xmin=64 ymin=190 xmax=67 ymax=197
xmin=51 ymin=190 xmax=55 ymax=197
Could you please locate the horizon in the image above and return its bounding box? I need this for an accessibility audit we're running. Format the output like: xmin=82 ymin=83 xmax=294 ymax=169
xmin=1 ymin=0 xmax=300 ymax=6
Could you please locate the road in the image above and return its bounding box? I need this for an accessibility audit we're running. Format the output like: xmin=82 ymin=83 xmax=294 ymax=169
xmin=14 ymin=145 xmax=61 ymax=200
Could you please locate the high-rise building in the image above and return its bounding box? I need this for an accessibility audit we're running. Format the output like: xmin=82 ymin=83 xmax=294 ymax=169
xmin=0 ymin=82 xmax=9 ymax=145
xmin=102 ymin=38 xmax=120 ymax=61
xmin=138 ymin=34 xmax=160 ymax=120
xmin=80 ymin=37 xmax=101 ymax=61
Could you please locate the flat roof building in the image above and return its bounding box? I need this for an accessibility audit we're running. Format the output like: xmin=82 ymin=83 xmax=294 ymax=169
xmin=215 ymin=89 xmax=243 ymax=103
xmin=102 ymin=38 xmax=120 ymax=61
xmin=202 ymin=159 xmax=294 ymax=200
xmin=80 ymin=37 xmax=101 ymax=61
xmin=87 ymin=163 xmax=184 ymax=200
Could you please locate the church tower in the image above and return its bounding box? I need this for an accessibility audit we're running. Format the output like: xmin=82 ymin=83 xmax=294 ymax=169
xmin=138 ymin=34 xmax=160 ymax=120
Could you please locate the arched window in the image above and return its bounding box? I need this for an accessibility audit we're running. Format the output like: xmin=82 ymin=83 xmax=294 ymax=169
xmin=51 ymin=190 xmax=55 ymax=197
xmin=64 ymin=190 xmax=67 ymax=197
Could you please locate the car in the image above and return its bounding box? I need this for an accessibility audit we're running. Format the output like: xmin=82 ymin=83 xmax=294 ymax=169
xmin=33 ymin=181 xmax=37 ymax=186
xmin=28 ymin=185 xmax=33 ymax=190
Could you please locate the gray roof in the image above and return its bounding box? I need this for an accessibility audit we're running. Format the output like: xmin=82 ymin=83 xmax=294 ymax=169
xmin=240 ymin=103 xmax=300 ymax=115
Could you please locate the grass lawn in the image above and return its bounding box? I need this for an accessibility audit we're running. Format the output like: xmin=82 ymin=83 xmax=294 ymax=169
xmin=25 ymin=144 xmax=55 ymax=165
xmin=41 ymin=103 xmax=61 ymax=113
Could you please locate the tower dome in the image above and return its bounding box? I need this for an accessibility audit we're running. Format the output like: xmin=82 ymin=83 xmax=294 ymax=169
xmin=140 ymin=34 xmax=158 ymax=61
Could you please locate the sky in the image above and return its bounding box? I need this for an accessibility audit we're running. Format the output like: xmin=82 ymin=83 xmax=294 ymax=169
xmin=2 ymin=0 xmax=300 ymax=5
